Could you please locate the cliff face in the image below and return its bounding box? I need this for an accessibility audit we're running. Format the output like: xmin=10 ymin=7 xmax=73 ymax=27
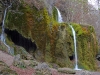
xmin=0 ymin=0 xmax=98 ymax=70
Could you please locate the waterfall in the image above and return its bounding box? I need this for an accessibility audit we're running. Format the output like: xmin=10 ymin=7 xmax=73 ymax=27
xmin=1 ymin=4 xmax=13 ymax=54
xmin=69 ymin=25 xmax=81 ymax=70
xmin=55 ymin=7 xmax=63 ymax=23
xmin=55 ymin=6 xmax=81 ymax=70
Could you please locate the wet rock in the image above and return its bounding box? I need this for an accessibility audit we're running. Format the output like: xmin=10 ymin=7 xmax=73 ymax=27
xmin=58 ymin=68 xmax=76 ymax=74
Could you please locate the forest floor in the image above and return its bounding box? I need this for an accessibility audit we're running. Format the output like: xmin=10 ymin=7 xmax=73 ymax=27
xmin=0 ymin=50 xmax=100 ymax=75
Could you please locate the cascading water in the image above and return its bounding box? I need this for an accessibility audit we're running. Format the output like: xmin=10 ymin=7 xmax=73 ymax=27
xmin=55 ymin=7 xmax=63 ymax=23
xmin=1 ymin=4 xmax=13 ymax=54
xmin=69 ymin=25 xmax=79 ymax=70
xmin=56 ymin=7 xmax=81 ymax=70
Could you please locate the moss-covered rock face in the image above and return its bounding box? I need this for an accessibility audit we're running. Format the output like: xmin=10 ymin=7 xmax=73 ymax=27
xmin=4 ymin=0 xmax=98 ymax=71
xmin=5 ymin=0 xmax=50 ymax=60
xmin=70 ymin=23 xmax=98 ymax=70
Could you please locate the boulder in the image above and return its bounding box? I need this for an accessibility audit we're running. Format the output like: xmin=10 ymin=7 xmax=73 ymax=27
xmin=79 ymin=70 xmax=92 ymax=75
xmin=58 ymin=68 xmax=76 ymax=74
xmin=23 ymin=60 xmax=38 ymax=68
xmin=34 ymin=62 xmax=51 ymax=75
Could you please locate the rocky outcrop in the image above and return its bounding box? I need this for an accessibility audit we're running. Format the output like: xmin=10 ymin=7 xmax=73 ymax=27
xmin=0 ymin=0 xmax=98 ymax=71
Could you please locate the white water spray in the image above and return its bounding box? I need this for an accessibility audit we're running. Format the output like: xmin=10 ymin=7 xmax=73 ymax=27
xmin=55 ymin=7 xmax=63 ymax=23
xmin=1 ymin=4 xmax=13 ymax=54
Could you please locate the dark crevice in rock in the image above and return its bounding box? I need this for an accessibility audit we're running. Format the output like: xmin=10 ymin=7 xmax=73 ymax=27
xmin=96 ymin=54 xmax=100 ymax=61
xmin=0 ymin=22 xmax=2 ymax=26
xmin=69 ymin=54 xmax=74 ymax=61
xmin=5 ymin=29 xmax=37 ymax=52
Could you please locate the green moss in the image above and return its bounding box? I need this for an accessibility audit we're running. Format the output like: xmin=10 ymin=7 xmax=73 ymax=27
xmin=6 ymin=11 xmax=27 ymax=37
xmin=52 ymin=7 xmax=58 ymax=22
xmin=65 ymin=23 xmax=98 ymax=70
xmin=5 ymin=0 xmax=98 ymax=71
xmin=70 ymin=23 xmax=90 ymax=36
xmin=88 ymin=25 xmax=95 ymax=33
xmin=6 ymin=1 xmax=52 ymax=61
xmin=76 ymin=26 xmax=98 ymax=70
